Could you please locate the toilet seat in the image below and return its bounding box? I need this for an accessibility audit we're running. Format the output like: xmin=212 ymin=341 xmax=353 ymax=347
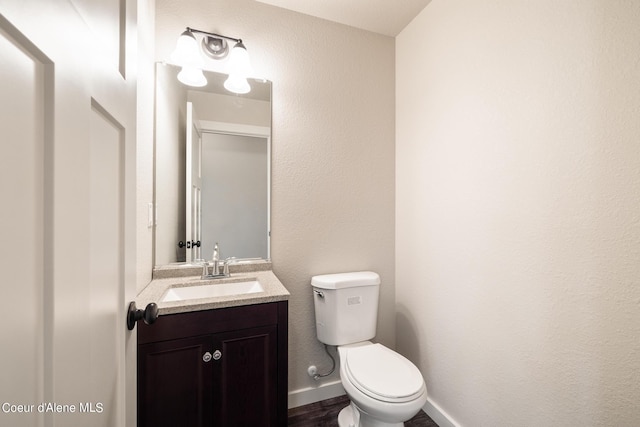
xmin=344 ymin=343 xmax=424 ymax=403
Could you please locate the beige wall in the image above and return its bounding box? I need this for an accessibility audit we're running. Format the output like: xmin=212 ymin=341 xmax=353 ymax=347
xmin=148 ymin=0 xmax=396 ymax=395
xmin=396 ymin=1 xmax=640 ymax=425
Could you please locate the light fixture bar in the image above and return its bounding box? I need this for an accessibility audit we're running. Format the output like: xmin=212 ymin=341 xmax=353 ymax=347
xmin=186 ymin=27 xmax=242 ymax=44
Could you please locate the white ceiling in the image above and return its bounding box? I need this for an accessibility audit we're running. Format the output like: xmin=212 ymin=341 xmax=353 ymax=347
xmin=254 ymin=0 xmax=432 ymax=37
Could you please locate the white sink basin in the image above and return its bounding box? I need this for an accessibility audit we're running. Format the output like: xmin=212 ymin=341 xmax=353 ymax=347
xmin=162 ymin=280 xmax=264 ymax=302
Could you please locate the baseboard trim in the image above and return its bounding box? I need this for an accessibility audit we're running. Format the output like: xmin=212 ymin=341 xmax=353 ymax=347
xmin=288 ymin=380 xmax=346 ymax=409
xmin=423 ymin=397 xmax=461 ymax=427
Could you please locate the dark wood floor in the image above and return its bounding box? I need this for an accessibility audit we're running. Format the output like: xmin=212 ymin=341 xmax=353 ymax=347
xmin=288 ymin=395 xmax=439 ymax=427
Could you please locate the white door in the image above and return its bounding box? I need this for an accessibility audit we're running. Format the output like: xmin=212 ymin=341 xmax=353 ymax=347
xmin=0 ymin=1 xmax=137 ymax=426
xmin=186 ymin=102 xmax=203 ymax=262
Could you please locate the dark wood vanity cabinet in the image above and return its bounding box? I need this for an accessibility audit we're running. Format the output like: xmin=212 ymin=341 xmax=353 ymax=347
xmin=137 ymin=301 xmax=288 ymax=427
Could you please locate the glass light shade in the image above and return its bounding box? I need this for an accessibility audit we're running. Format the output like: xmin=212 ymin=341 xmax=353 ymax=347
xmin=170 ymin=30 xmax=203 ymax=67
xmin=178 ymin=66 xmax=207 ymax=87
xmin=224 ymin=74 xmax=251 ymax=94
xmin=226 ymin=42 xmax=252 ymax=77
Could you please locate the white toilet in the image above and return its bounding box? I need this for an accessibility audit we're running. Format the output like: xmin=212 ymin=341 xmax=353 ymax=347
xmin=311 ymin=271 xmax=427 ymax=427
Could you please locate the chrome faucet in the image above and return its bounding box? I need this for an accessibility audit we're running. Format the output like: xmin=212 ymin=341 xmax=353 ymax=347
xmin=212 ymin=242 xmax=220 ymax=275
xmin=201 ymin=242 xmax=228 ymax=279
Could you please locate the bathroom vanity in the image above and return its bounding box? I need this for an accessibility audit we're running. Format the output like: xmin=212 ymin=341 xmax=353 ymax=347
xmin=136 ymin=263 xmax=289 ymax=426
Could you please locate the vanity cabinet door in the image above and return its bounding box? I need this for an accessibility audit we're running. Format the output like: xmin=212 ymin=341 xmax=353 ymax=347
xmin=212 ymin=325 xmax=278 ymax=426
xmin=138 ymin=336 xmax=214 ymax=427
xmin=137 ymin=301 xmax=288 ymax=426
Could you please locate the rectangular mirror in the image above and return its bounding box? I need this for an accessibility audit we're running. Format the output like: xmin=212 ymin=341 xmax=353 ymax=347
xmin=154 ymin=63 xmax=272 ymax=267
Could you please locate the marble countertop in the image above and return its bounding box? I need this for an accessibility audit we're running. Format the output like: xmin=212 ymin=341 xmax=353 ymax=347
xmin=136 ymin=268 xmax=290 ymax=315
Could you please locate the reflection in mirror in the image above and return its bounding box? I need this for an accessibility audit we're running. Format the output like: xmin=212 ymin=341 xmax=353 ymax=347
xmin=154 ymin=63 xmax=272 ymax=267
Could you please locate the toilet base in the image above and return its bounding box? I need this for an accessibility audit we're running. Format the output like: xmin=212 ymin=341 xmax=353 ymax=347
xmin=338 ymin=405 xmax=356 ymax=427
xmin=337 ymin=403 xmax=404 ymax=427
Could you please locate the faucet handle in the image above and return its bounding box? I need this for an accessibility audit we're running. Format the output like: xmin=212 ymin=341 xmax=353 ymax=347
xmin=201 ymin=261 xmax=210 ymax=279
xmin=222 ymin=257 xmax=237 ymax=276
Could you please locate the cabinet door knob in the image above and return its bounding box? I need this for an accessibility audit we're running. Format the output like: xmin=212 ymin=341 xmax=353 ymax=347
xmin=212 ymin=350 xmax=222 ymax=360
xmin=203 ymin=352 xmax=213 ymax=362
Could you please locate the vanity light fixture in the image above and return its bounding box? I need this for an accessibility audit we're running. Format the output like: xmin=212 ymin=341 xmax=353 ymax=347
xmin=170 ymin=27 xmax=253 ymax=94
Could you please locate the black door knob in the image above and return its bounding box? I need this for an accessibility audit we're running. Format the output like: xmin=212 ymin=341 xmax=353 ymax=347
xmin=126 ymin=301 xmax=159 ymax=330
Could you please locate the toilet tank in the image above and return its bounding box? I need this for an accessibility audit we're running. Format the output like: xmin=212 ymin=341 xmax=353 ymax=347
xmin=311 ymin=271 xmax=380 ymax=346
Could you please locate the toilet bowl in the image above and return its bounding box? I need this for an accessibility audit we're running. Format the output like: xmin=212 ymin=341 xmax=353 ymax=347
xmin=337 ymin=342 xmax=427 ymax=427
xmin=311 ymin=272 xmax=427 ymax=427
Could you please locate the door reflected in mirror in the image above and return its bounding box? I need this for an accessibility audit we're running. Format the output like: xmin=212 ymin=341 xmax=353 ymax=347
xmin=154 ymin=63 xmax=272 ymax=266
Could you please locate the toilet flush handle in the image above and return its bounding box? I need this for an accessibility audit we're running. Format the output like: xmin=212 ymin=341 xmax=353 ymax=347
xmin=313 ymin=289 xmax=324 ymax=298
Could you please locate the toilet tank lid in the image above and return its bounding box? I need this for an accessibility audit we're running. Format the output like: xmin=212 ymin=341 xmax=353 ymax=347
xmin=311 ymin=271 xmax=380 ymax=289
